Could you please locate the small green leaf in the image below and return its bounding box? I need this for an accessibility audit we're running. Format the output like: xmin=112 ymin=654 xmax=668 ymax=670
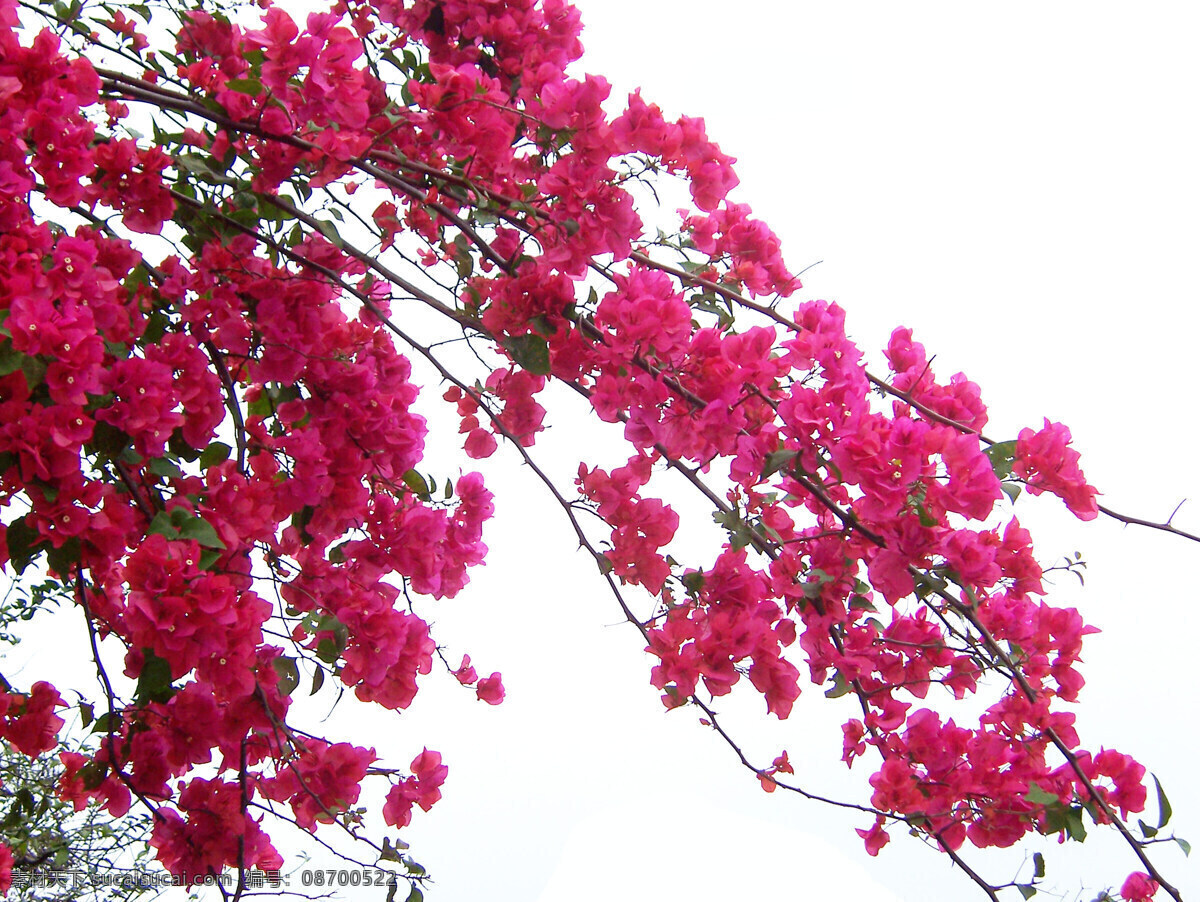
xmin=5 ymin=516 xmax=44 ymax=575
xmin=1174 ymin=836 xmax=1191 ymax=856
xmin=177 ymin=516 xmax=226 ymax=550
xmin=291 ymin=504 xmax=316 ymax=544
xmin=45 ymin=536 xmax=80 ymax=576
xmin=380 ymin=838 xmax=403 ymax=863
xmin=1001 ymin=482 xmax=1022 ymax=504
xmin=405 ymin=883 xmax=424 ymax=902
xmin=824 ymin=672 xmax=850 ymax=699
xmin=0 ymin=339 xmax=23 ymax=376
xmin=983 ymin=439 xmax=1018 ymax=479
xmin=148 ymin=457 xmax=182 ymax=479
xmin=1033 ymin=852 xmax=1045 ymax=879
xmin=1018 ymin=885 xmax=1037 ymax=900
xmin=20 ymin=354 xmax=46 ymax=390
xmin=79 ymin=761 xmax=108 ymax=791
xmin=272 ymin=657 xmax=299 ymax=697
xmin=761 ymin=449 xmax=798 ymax=480
xmin=1065 ymin=806 xmax=1087 ymax=842
xmin=199 ymin=441 xmax=232 ymax=469
xmin=79 ymin=701 xmax=94 ymax=728
xmin=224 ymin=77 xmax=264 ymax=95
xmin=313 ymin=218 xmax=344 ymax=248
xmin=134 ymin=649 xmax=176 ymax=705
xmin=402 ymin=469 xmax=430 ymax=498
xmin=1154 ymin=773 xmax=1172 ymax=829
xmin=315 ymin=637 xmax=339 ymax=664
xmin=1024 ymin=783 xmax=1060 ymax=806
xmin=402 ymin=856 xmax=425 ymax=877
xmin=89 ymin=421 xmax=132 ymax=459
xmin=13 ymin=787 xmax=34 ymax=813
xmin=1138 ymin=819 xmax=1159 ymax=838
xmin=147 ymin=510 xmax=178 ymax=539
xmin=503 ymin=333 xmax=551 ymax=375
xmin=91 ymin=711 xmax=120 ymax=735
xmin=310 ymin=667 xmax=325 ymax=695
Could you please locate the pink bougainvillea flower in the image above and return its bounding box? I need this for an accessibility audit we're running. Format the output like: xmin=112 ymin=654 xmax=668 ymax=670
xmin=1120 ymin=872 xmax=1159 ymax=902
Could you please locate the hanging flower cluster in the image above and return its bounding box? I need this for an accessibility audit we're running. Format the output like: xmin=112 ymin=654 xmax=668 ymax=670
xmin=0 ymin=0 xmax=1180 ymax=899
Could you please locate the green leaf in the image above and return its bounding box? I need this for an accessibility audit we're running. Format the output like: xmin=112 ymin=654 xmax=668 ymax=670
xmin=1154 ymin=773 xmax=1172 ymax=829
xmin=1001 ymin=482 xmax=1022 ymax=504
xmin=134 ymin=649 xmax=176 ymax=705
xmin=915 ymin=502 xmax=938 ymax=528
xmin=983 ymin=439 xmax=1018 ymax=479
xmin=147 ymin=510 xmax=178 ymax=539
xmin=224 ymin=77 xmax=263 ymax=95
xmin=402 ymin=856 xmax=425 ymax=877
xmin=199 ymin=441 xmax=232 ymax=469
xmin=20 ymin=354 xmax=46 ymax=391
xmin=313 ymin=218 xmax=344 ymax=248
xmin=1017 ymin=885 xmax=1037 ymax=901
xmin=1174 ymin=836 xmax=1191 ymax=856
xmin=1064 ymin=806 xmax=1087 ymax=842
xmin=5 ymin=516 xmax=44 ymax=575
xmin=380 ymin=838 xmax=404 ymax=863
xmin=79 ymin=701 xmax=94 ymax=729
xmin=315 ymin=636 xmax=341 ymax=665
xmin=148 ymin=457 xmax=182 ymax=479
xmin=177 ymin=516 xmax=226 ymax=550
xmin=402 ymin=469 xmax=431 ymax=499
xmin=272 ymin=656 xmax=299 ymax=697
xmin=761 ymin=449 xmax=798 ymax=480
xmin=292 ymin=505 xmax=316 ymax=544
xmin=79 ymin=761 xmax=108 ymax=791
xmin=311 ymin=667 xmax=325 ymax=695
xmin=0 ymin=339 xmax=23 ymax=376
xmin=404 ymin=883 xmax=423 ymax=902
xmin=503 ymin=333 xmax=551 ymax=375
xmin=45 ymin=536 xmax=81 ymax=577
xmin=1033 ymin=852 xmax=1045 ymax=879
xmin=824 ymin=672 xmax=850 ymax=699
xmin=175 ymin=153 xmax=235 ymax=186
xmin=89 ymin=421 xmax=132 ymax=459
xmin=1138 ymin=819 xmax=1158 ymax=838
xmin=1023 ymin=783 xmax=1060 ymax=806
xmin=90 ymin=711 xmax=120 ymax=735
xmin=452 ymin=233 xmax=474 ymax=279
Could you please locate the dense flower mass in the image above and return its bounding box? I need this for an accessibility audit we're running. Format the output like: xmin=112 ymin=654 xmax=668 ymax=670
xmin=0 ymin=0 xmax=1174 ymax=899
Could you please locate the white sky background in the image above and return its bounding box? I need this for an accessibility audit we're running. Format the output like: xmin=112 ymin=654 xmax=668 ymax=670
xmin=5 ymin=3 xmax=1200 ymax=901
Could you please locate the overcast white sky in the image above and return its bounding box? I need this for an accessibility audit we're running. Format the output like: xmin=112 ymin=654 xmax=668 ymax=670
xmin=7 ymin=4 xmax=1200 ymax=901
